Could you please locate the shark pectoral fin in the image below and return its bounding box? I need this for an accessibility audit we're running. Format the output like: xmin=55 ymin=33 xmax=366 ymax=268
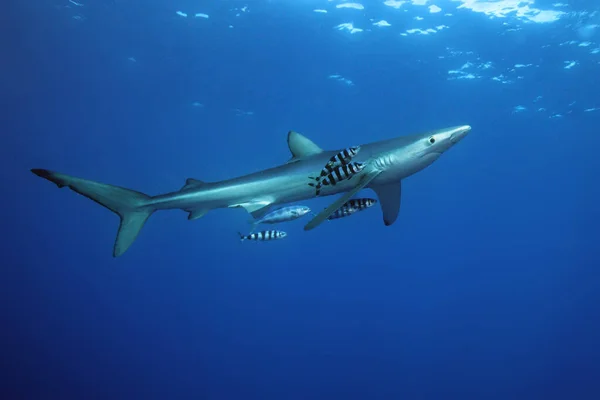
xmin=187 ymin=208 xmax=209 ymax=221
xmin=286 ymin=130 xmax=323 ymax=162
xmin=304 ymin=171 xmax=381 ymax=231
xmin=181 ymin=178 xmax=205 ymax=190
xmin=371 ymin=181 xmax=402 ymax=226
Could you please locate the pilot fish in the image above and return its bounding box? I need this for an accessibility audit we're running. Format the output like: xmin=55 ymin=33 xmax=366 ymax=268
xmin=308 ymin=161 xmax=365 ymax=195
xmin=327 ymin=205 xmax=357 ymax=220
xmin=315 ymin=146 xmax=361 ymax=180
xmin=344 ymin=198 xmax=377 ymax=212
xmin=249 ymin=205 xmax=311 ymax=231
xmin=238 ymin=230 xmax=287 ymax=241
xmin=328 ymin=198 xmax=378 ymax=220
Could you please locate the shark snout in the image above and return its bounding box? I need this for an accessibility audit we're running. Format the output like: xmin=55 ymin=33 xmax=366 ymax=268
xmin=450 ymin=125 xmax=471 ymax=144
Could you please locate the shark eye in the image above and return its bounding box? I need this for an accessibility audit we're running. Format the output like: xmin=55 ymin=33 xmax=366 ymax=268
xmin=429 ymin=137 xmax=436 ymax=144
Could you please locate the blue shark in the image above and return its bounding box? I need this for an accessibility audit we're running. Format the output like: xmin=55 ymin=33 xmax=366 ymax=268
xmin=31 ymin=125 xmax=470 ymax=257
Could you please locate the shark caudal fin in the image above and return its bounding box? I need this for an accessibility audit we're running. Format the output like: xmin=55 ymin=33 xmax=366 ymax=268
xmin=31 ymin=169 xmax=154 ymax=257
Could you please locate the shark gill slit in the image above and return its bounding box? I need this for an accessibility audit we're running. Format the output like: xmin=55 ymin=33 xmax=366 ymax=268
xmin=372 ymin=153 xmax=397 ymax=172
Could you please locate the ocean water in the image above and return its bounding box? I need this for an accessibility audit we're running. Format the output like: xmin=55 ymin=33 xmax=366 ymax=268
xmin=2 ymin=0 xmax=600 ymax=399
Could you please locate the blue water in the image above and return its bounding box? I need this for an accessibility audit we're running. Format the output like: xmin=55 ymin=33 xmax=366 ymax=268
xmin=2 ymin=1 xmax=600 ymax=398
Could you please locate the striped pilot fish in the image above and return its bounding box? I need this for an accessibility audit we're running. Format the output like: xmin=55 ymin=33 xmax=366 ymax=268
xmin=308 ymin=161 xmax=365 ymax=195
xmin=249 ymin=205 xmax=311 ymax=232
xmin=328 ymin=198 xmax=378 ymax=220
xmin=327 ymin=205 xmax=358 ymax=220
xmin=315 ymin=146 xmax=361 ymax=181
xmin=238 ymin=230 xmax=287 ymax=242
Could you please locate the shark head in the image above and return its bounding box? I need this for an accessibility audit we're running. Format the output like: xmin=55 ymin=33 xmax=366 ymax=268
xmin=408 ymin=124 xmax=470 ymax=166
xmin=371 ymin=125 xmax=471 ymax=181
xmin=425 ymin=124 xmax=471 ymax=153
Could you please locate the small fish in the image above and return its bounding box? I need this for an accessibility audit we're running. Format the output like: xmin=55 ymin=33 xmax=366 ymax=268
xmin=327 ymin=198 xmax=378 ymax=220
xmin=308 ymin=162 xmax=365 ymax=195
xmin=327 ymin=206 xmax=358 ymax=220
xmin=250 ymin=205 xmax=311 ymax=230
xmin=345 ymin=198 xmax=377 ymax=211
xmin=315 ymin=146 xmax=361 ymax=181
xmin=238 ymin=230 xmax=287 ymax=241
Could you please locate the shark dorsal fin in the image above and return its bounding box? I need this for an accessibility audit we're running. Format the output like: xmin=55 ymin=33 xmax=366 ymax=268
xmin=182 ymin=178 xmax=205 ymax=190
xmin=287 ymin=130 xmax=323 ymax=162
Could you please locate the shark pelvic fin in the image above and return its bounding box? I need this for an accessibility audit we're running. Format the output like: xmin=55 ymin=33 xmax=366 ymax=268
xmin=371 ymin=181 xmax=402 ymax=226
xmin=287 ymin=130 xmax=323 ymax=162
xmin=304 ymin=170 xmax=381 ymax=231
xmin=187 ymin=208 xmax=209 ymax=221
xmin=181 ymin=178 xmax=205 ymax=190
xmin=237 ymin=201 xmax=273 ymax=219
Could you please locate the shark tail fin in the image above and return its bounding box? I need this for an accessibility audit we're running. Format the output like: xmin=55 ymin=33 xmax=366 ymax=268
xmin=31 ymin=169 xmax=155 ymax=257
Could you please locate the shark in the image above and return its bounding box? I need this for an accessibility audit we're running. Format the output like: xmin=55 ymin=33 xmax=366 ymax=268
xmin=31 ymin=124 xmax=471 ymax=257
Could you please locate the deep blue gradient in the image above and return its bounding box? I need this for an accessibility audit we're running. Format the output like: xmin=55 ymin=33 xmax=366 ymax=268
xmin=2 ymin=1 xmax=600 ymax=399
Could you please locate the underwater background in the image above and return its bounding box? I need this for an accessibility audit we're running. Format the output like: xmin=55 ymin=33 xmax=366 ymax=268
xmin=2 ymin=0 xmax=600 ymax=399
